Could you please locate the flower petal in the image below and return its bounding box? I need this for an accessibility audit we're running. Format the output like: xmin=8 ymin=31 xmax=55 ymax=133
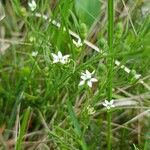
xmin=110 ymin=100 xmax=114 ymax=105
xmin=81 ymin=72 xmax=86 ymax=76
xmin=87 ymin=80 xmax=92 ymax=87
xmin=91 ymin=70 xmax=95 ymax=75
xmin=51 ymin=53 xmax=58 ymax=59
xmin=58 ymin=51 xmax=63 ymax=58
xmin=53 ymin=59 xmax=59 ymax=63
xmin=28 ymin=2 xmax=32 ymax=8
xmin=91 ymin=78 xmax=98 ymax=82
xmin=32 ymin=0 xmax=36 ymax=6
xmin=111 ymin=104 xmax=115 ymax=108
xmin=81 ymin=75 xmax=87 ymax=80
xmin=28 ymin=0 xmax=36 ymax=11
xmin=63 ymin=55 xmax=70 ymax=59
xmin=60 ymin=59 xmax=66 ymax=64
xmin=102 ymin=103 xmax=107 ymax=107
xmin=105 ymin=100 xmax=109 ymax=105
xmin=86 ymin=70 xmax=91 ymax=76
xmin=79 ymin=80 xmax=85 ymax=86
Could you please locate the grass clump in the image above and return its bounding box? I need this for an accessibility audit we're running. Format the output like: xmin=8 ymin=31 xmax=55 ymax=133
xmin=0 ymin=0 xmax=150 ymax=149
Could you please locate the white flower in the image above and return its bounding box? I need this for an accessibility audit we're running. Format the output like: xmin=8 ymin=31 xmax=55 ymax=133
xmin=102 ymin=100 xmax=115 ymax=110
xmin=135 ymin=74 xmax=141 ymax=80
xmin=79 ymin=70 xmax=98 ymax=88
xmin=32 ymin=51 xmax=38 ymax=57
xmin=87 ymin=105 xmax=95 ymax=115
xmin=73 ymin=39 xmax=83 ymax=48
xmin=28 ymin=0 xmax=37 ymax=11
xmin=51 ymin=51 xmax=70 ymax=64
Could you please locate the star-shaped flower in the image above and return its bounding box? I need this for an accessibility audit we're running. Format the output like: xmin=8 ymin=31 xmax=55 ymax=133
xmin=51 ymin=51 xmax=70 ymax=64
xmin=102 ymin=100 xmax=115 ymax=110
xmin=79 ymin=70 xmax=98 ymax=88
xmin=28 ymin=0 xmax=37 ymax=11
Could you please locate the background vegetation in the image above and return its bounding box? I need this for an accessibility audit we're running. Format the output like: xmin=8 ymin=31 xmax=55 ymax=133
xmin=0 ymin=0 xmax=150 ymax=149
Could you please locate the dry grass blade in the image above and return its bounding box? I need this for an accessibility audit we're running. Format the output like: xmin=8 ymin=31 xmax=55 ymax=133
xmin=113 ymin=109 xmax=150 ymax=132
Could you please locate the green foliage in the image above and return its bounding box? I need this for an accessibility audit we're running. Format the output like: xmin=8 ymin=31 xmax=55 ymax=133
xmin=16 ymin=107 xmax=31 ymax=150
xmin=0 ymin=0 xmax=150 ymax=149
xmin=75 ymin=0 xmax=101 ymax=26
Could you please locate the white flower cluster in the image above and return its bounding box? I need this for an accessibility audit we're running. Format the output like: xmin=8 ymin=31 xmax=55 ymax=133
xmin=28 ymin=0 xmax=116 ymax=113
xmin=51 ymin=52 xmax=98 ymax=88
xmin=31 ymin=49 xmax=116 ymax=111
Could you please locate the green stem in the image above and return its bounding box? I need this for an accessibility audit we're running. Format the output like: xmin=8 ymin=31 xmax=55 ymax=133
xmin=107 ymin=0 xmax=114 ymax=150
xmin=108 ymin=0 xmax=114 ymax=50
xmin=107 ymin=112 xmax=112 ymax=150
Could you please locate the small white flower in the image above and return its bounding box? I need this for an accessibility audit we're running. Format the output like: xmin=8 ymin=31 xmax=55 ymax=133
xmin=102 ymin=100 xmax=115 ymax=110
xmin=51 ymin=51 xmax=70 ymax=64
xmin=79 ymin=70 xmax=98 ymax=88
xmin=28 ymin=0 xmax=37 ymax=11
xmin=73 ymin=39 xmax=83 ymax=48
xmin=32 ymin=51 xmax=38 ymax=57
xmin=135 ymin=74 xmax=141 ymax=80
xmin=87 ymin=105 xmax=95 ymax=115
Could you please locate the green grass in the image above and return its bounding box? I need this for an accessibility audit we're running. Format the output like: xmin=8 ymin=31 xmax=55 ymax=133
xmin=16 ymin=107 xmax=31 ymax=150
xmin=0 ymin=0 xmax=150 ymax=149
xmin=107 ymin=0 xmax=114 ymax=149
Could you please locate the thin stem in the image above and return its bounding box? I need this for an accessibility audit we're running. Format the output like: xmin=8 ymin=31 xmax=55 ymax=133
xmin=107 ymin=112 xmax=112 ymax=150
xmin=108 ymin=0 xmax=114 ymax=50
xmin=108 ymin=0 xmax=114 ymax=100
xmin=107 ymin=0 xmax=114 ymax=150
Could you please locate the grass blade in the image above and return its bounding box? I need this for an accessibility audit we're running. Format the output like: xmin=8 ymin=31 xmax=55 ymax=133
xmin=15 ymin=107 xmax=31 ymax=150
xmin=107 ymin=0 xmax=114 ymax=150
xmin=67 ymin=100 xmax=87 ymax=150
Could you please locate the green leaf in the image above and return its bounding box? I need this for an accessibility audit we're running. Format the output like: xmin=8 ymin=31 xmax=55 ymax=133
xmin=15 ymin=107 xmax=31 ymax=150
xmin=75 ymin=0 xmax=101 ymax=26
